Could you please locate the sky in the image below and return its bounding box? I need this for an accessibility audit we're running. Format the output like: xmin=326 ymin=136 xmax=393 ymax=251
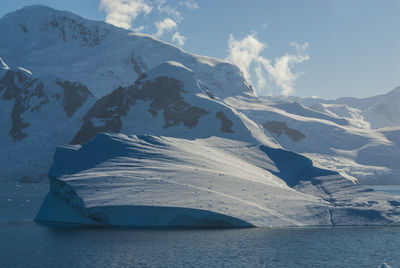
xmin=1 ymin=0 xmax=399 ymax=99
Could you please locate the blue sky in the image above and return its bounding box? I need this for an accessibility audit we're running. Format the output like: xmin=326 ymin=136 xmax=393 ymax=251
xmin=1 ymin=0 xmax=399 ymax=98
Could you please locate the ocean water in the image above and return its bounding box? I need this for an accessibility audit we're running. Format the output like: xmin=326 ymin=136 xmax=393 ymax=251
xmin=1 ymin=183 xmax=400 ymax=268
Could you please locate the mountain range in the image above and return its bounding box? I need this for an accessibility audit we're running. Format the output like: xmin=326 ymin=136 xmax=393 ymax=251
xmin=1 ymin=5 xmax=400 ymax=227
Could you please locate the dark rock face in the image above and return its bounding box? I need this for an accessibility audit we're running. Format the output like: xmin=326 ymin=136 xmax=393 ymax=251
xmin=56 ymin=79 xmax=92 ymax=118
xmin=263 ymin=121 xmax=306 ymax=142
xmin=46 ymin=15 xmax=110 ymax=46
xmin=71 ymin=76 xmax=209 ymax=144
xmin=19 ymin=24 xmax=28 ymax=33
xmin=216 ymin=111 xmax=234 ymax=133
xmin=125 ymin=54 xmax=148 ymax=77
xmin=0 ymin=70 xmax=48 ymax=141
xmin=140 ymin=77 xmax=209 ymax=129
xmin=71 ymin=87 xmax=127 ymax=145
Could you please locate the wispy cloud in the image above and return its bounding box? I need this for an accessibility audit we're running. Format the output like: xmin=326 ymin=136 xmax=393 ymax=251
xmin=99 ymin=0 xmax=193 ymax=47
xmin=99 ymin=0 xmax=152 ymax=30
xmin=179 ymin=0 xmax=199 ymax=10
xmin=154 ymin=18 xmax=177 ymax=37
xmin=226 ymin=33 xmax=309 ymax=96
xmin=290 ymin=41 xmax=309 ymax=52
xmin=172 ymin=31 xmax=187 ymax=46
xmin=155 ymin=1 xmax=187 ymax=45
xmin=132 ymin=25 xmax=146 ymax=32
xmin=226 ymin=33 xmax=265 ymax=80
xmin=157 ymin=1 xmax=182 ymax=21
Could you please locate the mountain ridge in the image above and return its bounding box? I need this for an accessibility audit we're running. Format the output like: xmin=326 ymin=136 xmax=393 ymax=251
xmin=0 ymin=5 xmax=254 ymax=98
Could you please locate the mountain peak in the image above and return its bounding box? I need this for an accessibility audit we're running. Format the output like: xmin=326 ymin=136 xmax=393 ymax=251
xmin=0 ymin=5 xmax=253 ymax=99
xmin=0 ymin=5 xmax=115 ymax=49
xmin=3 ymin=5 xmax=84 ymax=21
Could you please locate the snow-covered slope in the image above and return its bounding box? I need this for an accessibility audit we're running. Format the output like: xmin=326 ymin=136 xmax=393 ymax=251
xmin=281 ymin=86 xmax=400 ymax=129
xmin=226 ymin=94 xmax=400 ymax=185
xmin=0 ymin=62 xmax=96 ymax=181
xmin=335 ymin=87 xmax=400 ymax=129
xmin=289 ymin=88 xmax=400 ymax=184
xmin=35 ymin=133 xmax=400 ymax=227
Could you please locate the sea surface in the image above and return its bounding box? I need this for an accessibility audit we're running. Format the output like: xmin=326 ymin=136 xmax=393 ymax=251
xmin=1 ymin=182 xmax=400 ymax=268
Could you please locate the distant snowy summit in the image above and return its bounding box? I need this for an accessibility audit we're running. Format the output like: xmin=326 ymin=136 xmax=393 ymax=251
xmin=273 ymin=86 xmax=400 ymax=129
xmin=256 ymin=89 xmax=400 ymax=184
xmin=0 ymin=5 xmax=400 ymax=227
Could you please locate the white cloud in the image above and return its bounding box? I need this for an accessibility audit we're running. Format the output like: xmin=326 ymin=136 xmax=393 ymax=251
xmin=132 ymin=25 xmax=145 ymax=32
xmin=172 ymin=31 xmax=187 ymax=46
xmin=226 ymin=33 xmax=265 ymax=79
xmin=99 ymin=0 xmax=197 ymax=46
xmin=100 ymin=0 xmax=152 ymax=30
xmin=155 ymin=18 xmax=177 ymax=37
xmin=226 ymin=33 xmax=309 ymax=96
xmin=290 ymin=41 xmax=309 ymax=53
xmin=180 ymin=0 xmax=199 ymax=10
xmin=254 ymin=65 xmax=269 ymax=91
xmin=157 ymin=1 xmax=182 ymax=21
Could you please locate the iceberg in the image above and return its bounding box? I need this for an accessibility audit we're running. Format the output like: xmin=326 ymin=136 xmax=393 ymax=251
xmin=35 ymin=133 xmax=400 ymax=227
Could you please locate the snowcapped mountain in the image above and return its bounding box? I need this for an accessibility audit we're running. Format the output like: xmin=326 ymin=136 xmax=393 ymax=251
xmin=1 ymin=5 xmax=400 ymax=227
xmin=0 ymin=5 xmax=254 ymax=182
xmin=0 ymin=5 xmax=252 ymax=98
xmin=337 ymin=86 xmax=400 ymax=129
xmin=279 ymin=86 xmax=400 ymax=129
xmin=255 ymin=88 xmax=400 ymax=185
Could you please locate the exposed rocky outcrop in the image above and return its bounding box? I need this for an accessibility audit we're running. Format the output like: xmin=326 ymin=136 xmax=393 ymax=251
xmin=19 ymin=24 xmax=28 ymax=33
xmin=0 ymin=70 xmax=48 ymax=141
xmin=56 ymin=79 xmax=92 ymax=118
xmin=126 ymin=54 xmax=148 ymax=77
xmin=71 ymin=76 xmax=209 ymax=144
xmin=46 ymin=15 xmax=110 ymax=46
xmin=216 ymin=111 xmax=234 ymax=133
xmin=263 ymin=121 xmax=306 ymax=142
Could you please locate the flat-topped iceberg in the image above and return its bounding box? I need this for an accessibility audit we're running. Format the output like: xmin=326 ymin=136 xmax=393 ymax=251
xmin=35 ymin=133 xmax=400 ymax=227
